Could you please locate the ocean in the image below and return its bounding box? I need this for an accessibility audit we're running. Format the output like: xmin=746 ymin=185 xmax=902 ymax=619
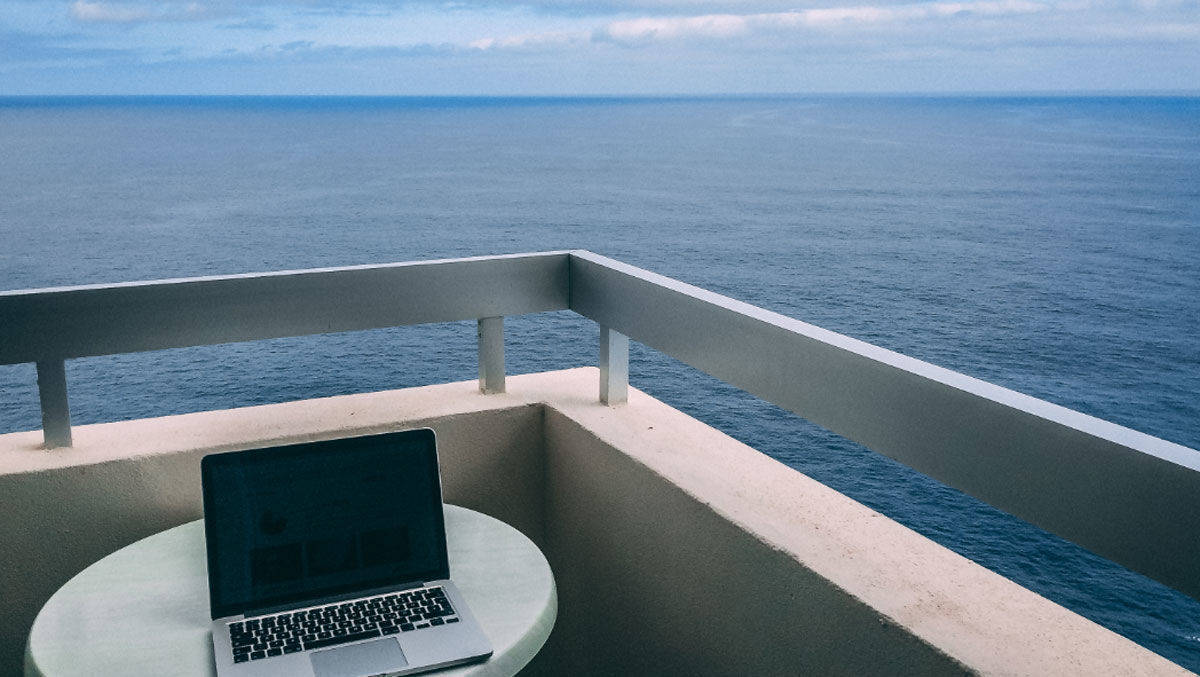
xmin=2 ymin=95 xmax=1199 ymax=668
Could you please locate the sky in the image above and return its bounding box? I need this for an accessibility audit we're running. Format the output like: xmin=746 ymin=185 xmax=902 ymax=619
xmin=0 ymin=0 xmax=1197 ymax=94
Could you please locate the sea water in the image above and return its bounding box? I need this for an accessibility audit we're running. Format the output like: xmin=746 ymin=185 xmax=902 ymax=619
xmin=2 ymin=95 xmax=1199 ymax=668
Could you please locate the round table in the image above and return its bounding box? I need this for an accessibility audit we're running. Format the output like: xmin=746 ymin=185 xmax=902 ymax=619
xmin=25 ymin=505 xmax=555 ymax=677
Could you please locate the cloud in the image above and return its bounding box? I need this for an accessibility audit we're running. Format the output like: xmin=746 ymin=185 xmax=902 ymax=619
xmin=57 ymin=0 xmax=1200 ymax=26
xmin=624 ymin=0 xmax=1046 ymax=39
xmin=68 ymin=0 xmax=214 ymax=23
xmin=69 ymin=1 xmax=149 ymax=23
xmin=461 ymin=0 xmax=1052 ymax=49
xmin=468 ymin=31 xmax=585 ymax=50
xmin=796 ymin=0 xmax=1049 ymax=25
xmin=596 ymin=14 xmax=749 ymax=43
xmin=219 ymin=19 xmax=277 ymax=30
xmin=225 ymin=40 xmax=459 ymax=61
xmin=1070 ymin=20 xmax=1200 ymax=38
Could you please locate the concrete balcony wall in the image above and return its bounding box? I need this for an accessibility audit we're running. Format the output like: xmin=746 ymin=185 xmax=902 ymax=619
xmin=535 ymin=371 xmax=1189 ymax=676
xmin=0 ymin=369 xmax=1189 ymax=676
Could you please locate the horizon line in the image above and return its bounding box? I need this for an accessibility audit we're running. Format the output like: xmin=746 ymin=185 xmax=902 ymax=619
xmin=2 ymin=90 xmax=1200 ymax=100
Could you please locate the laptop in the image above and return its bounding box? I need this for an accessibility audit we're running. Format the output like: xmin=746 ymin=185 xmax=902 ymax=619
xmin=201 ymin=428 xmax=494 ymax=677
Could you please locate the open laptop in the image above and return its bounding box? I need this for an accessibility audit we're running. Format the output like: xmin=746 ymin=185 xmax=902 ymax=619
xmin=201 ymin=428 xmax=493 ymax=677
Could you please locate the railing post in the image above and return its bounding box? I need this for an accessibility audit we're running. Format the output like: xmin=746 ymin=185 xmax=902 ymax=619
xmin=477 ymin=316 xmax=505 ymax=394
xmin=36 ymin=359 xmax=72 ymax=448
xmin=599 ymin=325 xmax=628 ymax=405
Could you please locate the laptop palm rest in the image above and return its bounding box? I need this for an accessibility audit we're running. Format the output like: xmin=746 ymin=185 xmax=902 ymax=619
xmin=310 ymin=638 xmax=408 ymax=677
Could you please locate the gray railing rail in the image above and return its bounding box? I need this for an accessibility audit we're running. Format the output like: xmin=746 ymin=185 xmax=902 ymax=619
xmin=2 ymin=250 xmax=1199 ymax=602
xmin=0 ymin=253 xmax=569 ymax=363
xmin=569 ymin=251 xmax=1200 ymax=602
xmin=0 ymin=252 xmax=571 ymax=446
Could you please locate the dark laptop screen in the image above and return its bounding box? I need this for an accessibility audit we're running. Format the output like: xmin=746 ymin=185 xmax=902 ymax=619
xmin=202 ymin=429 xmax=449 ymax=620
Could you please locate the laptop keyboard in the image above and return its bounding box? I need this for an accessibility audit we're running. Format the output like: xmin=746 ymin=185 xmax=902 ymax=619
xmin=228 ymin=586 xmax=459 ymax=663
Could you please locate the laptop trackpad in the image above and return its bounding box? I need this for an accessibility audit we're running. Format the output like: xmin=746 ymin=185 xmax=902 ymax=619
xmin=310 ymin=638 xmax=408 ymax=677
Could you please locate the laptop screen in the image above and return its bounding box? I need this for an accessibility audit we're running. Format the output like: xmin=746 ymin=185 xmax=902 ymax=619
xmin=201 ymin=429 xmax=449 ymax=620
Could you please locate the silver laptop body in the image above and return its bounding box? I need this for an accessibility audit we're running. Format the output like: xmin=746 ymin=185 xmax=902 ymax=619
xmin=202 ymin=429 xmax=493 ymax=677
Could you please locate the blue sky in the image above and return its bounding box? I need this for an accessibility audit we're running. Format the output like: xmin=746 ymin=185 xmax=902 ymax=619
xmin=1 ymin=0 xmax=1197 ymax=94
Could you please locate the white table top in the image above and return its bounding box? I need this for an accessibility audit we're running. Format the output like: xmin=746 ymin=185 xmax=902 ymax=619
xmin=25 ymin=505 xmax=556 ymax=677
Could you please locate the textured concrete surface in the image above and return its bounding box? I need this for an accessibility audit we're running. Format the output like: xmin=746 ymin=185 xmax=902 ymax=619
xmin=0 ymin=368 xmax=1190 ymax=676
xmin=536 ymin=371 xmax=1193 ymax=676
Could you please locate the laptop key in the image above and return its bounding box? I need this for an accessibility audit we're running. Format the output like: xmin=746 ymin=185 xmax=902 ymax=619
xmin=446 ymin=617 xmax=459 ymax=623
xmin=400 ymin=623 xmax=415 ymax=632
xmin=304 ymin=628 xmax=381 ymax=651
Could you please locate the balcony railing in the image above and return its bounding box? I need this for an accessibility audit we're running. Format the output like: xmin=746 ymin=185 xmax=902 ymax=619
xmin=2 ymin=250 xmax=1198 ymax=603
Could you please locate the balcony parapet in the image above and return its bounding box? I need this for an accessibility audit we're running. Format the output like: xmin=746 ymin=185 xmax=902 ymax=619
xmin=1 ymin=370 xmax=1190 ymax=675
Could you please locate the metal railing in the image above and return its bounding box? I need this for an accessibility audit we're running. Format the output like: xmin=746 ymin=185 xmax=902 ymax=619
xmin=3 ymin=250 xmax=1199 ymax=602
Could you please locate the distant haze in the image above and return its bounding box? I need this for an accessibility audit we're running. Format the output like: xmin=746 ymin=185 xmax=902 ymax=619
xmin=1 ymin=0 xmax=1198 ymax=94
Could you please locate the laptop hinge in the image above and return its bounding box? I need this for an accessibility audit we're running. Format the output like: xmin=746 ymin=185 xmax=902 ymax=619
xmin=243 ymin=581 xmax=426 ymax=619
